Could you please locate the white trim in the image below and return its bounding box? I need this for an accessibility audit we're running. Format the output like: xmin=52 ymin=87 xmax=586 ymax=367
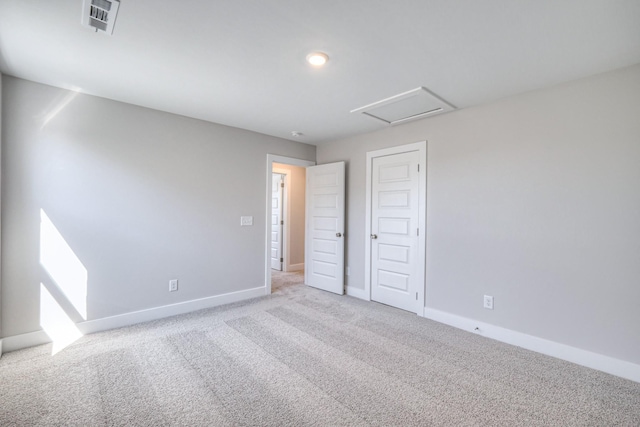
xmin=288 ymin=263 xmax=304 ymax=272
xmin=266 ymin=155 xmax=315 ymax=295
xmin=365 ymin=141 xmax=427 ymax=314
xmin=346 ymin=286 xmax=367 ymax=300
xmin=2 ymin=286 xmax=265 ymax=354
xmin=0 ymin=339 xmax=3 ymax=358
xmin=2 ymin=330 xmax=48 ymax=353
xmin=422 ymin=307 xmax=640 ymax=383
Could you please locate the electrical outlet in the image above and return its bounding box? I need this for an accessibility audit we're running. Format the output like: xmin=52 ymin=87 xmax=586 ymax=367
xmin=483 ymin=295 xmax=493 ymax=310
xmin=240 ymin=216 xmax=253 ymax=226
xmin=169 ymin=279 xmax=178 ymax=292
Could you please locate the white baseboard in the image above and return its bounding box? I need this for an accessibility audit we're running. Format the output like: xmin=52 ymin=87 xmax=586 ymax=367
xmin=286 ymin=263 xmax=304 ymax=272
xmin=1 ymin=330 xmax=49 ymax=354
xmin=346 ymin=286 xmax=368 ymax=300
xmin=422 ymin=307 xmax=640 ymax=383
xmin=2 ymin=286 xmax=266 ymax=354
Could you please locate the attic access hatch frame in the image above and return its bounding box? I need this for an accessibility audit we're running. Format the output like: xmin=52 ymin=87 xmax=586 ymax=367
xmin=351 ymin=87 xmax=455 ymax=126
xmin=81 ymin=0 xmax=120 ymax=35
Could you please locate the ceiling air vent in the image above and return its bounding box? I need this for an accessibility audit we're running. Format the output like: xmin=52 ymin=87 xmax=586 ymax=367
xmin=351 ymin=87 xmax=455 ymax=126
xmin=81 ymin=0 xmax=120 ymax=35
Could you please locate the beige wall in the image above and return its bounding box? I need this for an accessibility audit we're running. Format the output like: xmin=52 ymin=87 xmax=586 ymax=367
xmin=317 ymin=64 xmax=640 ymax=365
xmin=273 ymin=163 xmax=306 ymax=269
xmin=1 ymin=76 xmax=315 ymax=338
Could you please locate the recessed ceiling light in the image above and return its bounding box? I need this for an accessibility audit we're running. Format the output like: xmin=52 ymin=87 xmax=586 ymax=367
xmin=291 ymin=131 xmax=304 ymax=137
xmin=306 ymin=52 xmax=329 ymax=67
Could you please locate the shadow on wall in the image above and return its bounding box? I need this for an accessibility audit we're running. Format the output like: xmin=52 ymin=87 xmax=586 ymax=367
xmin=39 ymin=209 xmax=87 ymax=354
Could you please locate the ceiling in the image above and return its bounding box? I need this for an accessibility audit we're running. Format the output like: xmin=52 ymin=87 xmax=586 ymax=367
xmin=1 ymin=1 xmax=639 ymax=145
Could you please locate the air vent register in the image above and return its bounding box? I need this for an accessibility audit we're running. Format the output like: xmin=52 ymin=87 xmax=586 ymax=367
xmin=81 ymin=0 xmax=120 ymax=35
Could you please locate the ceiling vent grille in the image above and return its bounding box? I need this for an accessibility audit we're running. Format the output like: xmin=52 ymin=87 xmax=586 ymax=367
xmin=81 ymin=0 xmax=120 ymax=35
xmin=351 ymin=87 xmax=455 ymax=126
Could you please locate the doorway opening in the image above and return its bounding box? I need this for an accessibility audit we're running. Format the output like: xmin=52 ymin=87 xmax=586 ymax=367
xmin=265 ymin=155 xmax=315 ymax=294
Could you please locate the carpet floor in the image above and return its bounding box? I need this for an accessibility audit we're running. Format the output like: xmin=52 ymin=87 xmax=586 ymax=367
xmin=1 ymin=272 xmax=639 ymax=426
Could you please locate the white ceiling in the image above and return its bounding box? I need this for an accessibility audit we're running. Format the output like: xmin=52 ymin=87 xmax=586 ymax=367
xmin=1 ymin=1 xmax=639 ymax=145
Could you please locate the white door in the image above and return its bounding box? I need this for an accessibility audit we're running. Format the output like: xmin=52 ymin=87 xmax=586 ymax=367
xmin=271 ymin=173 xmax=284 ymax=270
xmin=305 ymin=162 xmax=345 ymax=294
xmin=370 ymin=151 xmax=421 ymax=311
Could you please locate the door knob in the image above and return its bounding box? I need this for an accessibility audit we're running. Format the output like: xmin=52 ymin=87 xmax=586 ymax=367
xmin=336 ymin=232 xmax=342 ymax=237
xmin=370 ymin=234 xmax=378 ymax=239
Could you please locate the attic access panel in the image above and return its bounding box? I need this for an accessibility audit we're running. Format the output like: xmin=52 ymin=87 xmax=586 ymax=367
xmin=351 ymin=87 xmax=455 ymax=125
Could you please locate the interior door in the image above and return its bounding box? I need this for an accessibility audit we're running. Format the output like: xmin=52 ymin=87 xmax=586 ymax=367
xmin=371 ymin=151 xmax=420 ymax=311
xmin=305 ymin=162 xmax=345 ymax=294
xmin=271 ymin=173 xmax=284 ymax=270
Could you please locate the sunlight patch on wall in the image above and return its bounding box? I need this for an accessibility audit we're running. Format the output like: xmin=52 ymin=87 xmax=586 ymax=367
xmin=40 ymin=284 xmax=83 ymax=355
xmin=40 ymin=209 xmax=88 ymax=319
xmin=40 ymin=90 xmax=80 ymax=129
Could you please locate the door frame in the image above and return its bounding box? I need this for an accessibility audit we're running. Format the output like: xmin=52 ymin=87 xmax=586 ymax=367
xmin=265 ymin=154 xmax=315 ymax=295
xmin=364 ymin=141 xmax=427 ymax=314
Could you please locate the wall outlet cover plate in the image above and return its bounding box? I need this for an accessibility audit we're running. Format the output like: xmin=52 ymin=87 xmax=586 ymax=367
xmin=483 ymin=295 xmax=494 ymax=310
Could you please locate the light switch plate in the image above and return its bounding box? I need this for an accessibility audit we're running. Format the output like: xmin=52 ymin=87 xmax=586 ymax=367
xmin=240 ymin=216 xmax=253 ymax=226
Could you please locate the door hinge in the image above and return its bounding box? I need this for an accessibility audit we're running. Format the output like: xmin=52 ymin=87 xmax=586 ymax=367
xmin=280 ymin=257 xmax=283 ymax=263
xmin=416 ymin=292 xmax=418 ymax=300
xmin=417 ymin=164 xmax=420 ymax=172
xmin=280 ymin=182 xmax=284 ymax=188
xmin=417 ymin=228 xmax=419 ymax=236
xmin=280 ymin=220 xmax=284 ymax=225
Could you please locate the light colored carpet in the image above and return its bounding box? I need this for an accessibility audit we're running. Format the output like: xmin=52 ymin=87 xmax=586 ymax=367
xmin=271 ymin=269 xmax=304 ymax=292
xmin=1 ymin=277 xmax=639 ymax=426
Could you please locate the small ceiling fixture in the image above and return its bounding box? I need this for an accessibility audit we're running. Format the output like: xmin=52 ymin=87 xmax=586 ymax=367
xmin=306 ymin=52 xmax=329 ymax=67
xmin=291 ymin=131 xmax=304 ymax=137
